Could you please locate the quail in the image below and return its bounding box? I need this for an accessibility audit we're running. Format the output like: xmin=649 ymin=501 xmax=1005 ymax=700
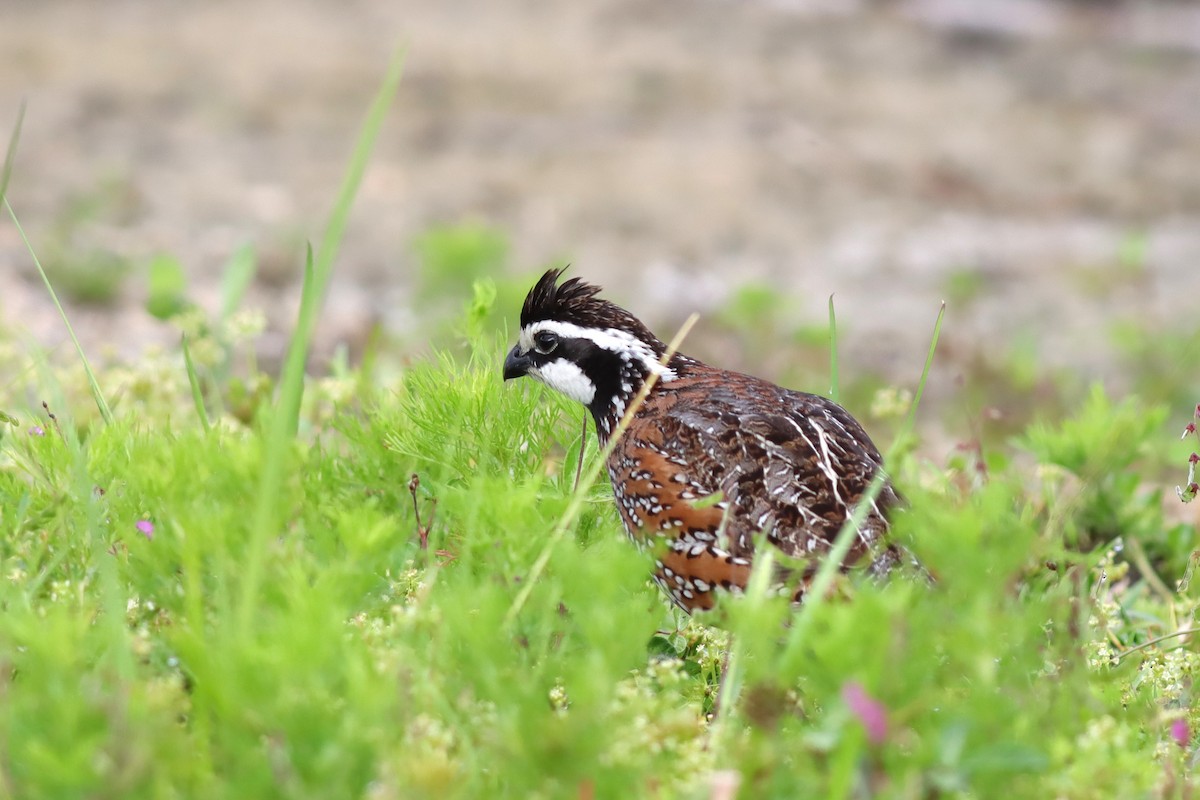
xmin=504 ymin=268 xmax=906 ymax=612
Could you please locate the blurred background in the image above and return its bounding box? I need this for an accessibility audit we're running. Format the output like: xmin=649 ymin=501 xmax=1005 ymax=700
xmin=2 ymin=0 xmax=1199 ymax=435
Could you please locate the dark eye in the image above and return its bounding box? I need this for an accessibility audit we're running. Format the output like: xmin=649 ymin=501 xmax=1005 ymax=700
xmin=532 ymin=331 xmax=559 ymax=355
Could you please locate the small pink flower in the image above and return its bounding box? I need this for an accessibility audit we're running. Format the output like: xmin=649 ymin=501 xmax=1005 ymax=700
xmin=1171 ymin=718 xmax=1189 ymax=748
xmin=842 ymin=681 xmax=888 ymax=745
xmin=707 ymin=770 xmax=742 ymax=800
xmin=1186 ymin=423 xmax=1198 ymax=439
xmin=28 ymin=426 xmax=44 ymax=437
xmin=136 ymin=520 xmax=155 ymax=540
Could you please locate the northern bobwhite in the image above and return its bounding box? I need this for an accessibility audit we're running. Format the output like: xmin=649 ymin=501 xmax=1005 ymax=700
xmin=503 ymin=268 xmax=905 ymax=613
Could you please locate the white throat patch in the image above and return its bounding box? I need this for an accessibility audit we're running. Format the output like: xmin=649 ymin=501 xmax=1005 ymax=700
xmin=521 ymin=320 xmax=677 ymax=381
xmin=529 ymin=359 xmax=596 ymax=405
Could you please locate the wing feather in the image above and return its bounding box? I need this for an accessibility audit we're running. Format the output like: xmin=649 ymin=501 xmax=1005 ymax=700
xmin=656 ymin=374 xmax=900 ymax=571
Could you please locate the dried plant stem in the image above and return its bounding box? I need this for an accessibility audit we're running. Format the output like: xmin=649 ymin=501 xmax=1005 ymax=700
xmin=504 ymin=314 xmax=700 ymax=628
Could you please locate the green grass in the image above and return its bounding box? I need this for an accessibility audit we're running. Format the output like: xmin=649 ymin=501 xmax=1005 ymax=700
xmin=2 ymin=65 xmax=1199 ymax=799
xmin=2 ymin=310 xmax=1196 ymax=797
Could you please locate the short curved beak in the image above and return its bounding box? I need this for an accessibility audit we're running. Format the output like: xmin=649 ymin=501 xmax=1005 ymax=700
xmin=503 ymin=345 xmax=532 ymax=381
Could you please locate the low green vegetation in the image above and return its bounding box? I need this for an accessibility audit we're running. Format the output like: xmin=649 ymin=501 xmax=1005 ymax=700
xmin=2 ymin=64 xmax=1198 ymax=799
xmin=1 ymin=273 xmax=1197 ymax=797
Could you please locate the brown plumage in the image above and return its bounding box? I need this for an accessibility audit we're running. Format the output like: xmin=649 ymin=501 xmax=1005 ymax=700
xmin=504 ymin=268 xmax=906 ymax=613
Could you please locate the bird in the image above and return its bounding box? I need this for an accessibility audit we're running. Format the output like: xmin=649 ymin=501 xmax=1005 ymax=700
xmin=503 ymin=268 xmax=907 ymax=613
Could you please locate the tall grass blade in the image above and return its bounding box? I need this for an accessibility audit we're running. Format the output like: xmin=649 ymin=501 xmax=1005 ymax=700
xmin=716 ymin=301 xmax=946 ymax=735
xmin=1 ymin=100 xmax=24 ymax=205
xmin=797 ymin=302 xmax=944 ymax=625
xmin=710 ymin=545 xmax=777 ymax=755
xmin=239 ymin=49 xmax=406 ymax=635
xmin=181 ymin=334 xmax=212 ymax=434
xmin=219 ymin=243 xmax=257 ymax=322
xmin=903 ymin=301 xmax=946 ymax=433
xmin=828 ymin=293 xmax=840 ymax=403
xmin=277 ymin=48 xmax=405 ymax=438
xmin=4 ymin=102 xmax=112 ymax=424
xmin=504 ymin=313 xmax=700 ymax=628
xmin=6 ymin=200 xmax=114 ymax=425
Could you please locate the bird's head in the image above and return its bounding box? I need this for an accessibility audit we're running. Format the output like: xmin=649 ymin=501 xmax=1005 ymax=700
xmin=503 ymin=268 xmax=680 ymax=436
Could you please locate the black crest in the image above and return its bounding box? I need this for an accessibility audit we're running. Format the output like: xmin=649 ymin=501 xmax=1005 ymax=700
xmin=519 ymin=268 xmax=662 ymax=348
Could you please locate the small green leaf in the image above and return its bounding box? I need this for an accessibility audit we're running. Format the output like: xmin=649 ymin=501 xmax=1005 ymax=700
xmin=689 ymin=490 xmax=725 ymax=509
xmin=219 ymin=244 xmax=257 ymax=321
xmin=146 ymin=253 xmax=189 ymax=320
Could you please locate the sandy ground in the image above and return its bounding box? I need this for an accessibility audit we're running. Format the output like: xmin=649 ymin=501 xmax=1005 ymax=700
xmin=2 ymin=0 xmax=1199 ymax=409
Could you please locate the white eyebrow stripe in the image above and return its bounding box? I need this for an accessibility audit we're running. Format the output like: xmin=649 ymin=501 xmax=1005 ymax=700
xmin=523 ymin=320 xmax=677 ymax=381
